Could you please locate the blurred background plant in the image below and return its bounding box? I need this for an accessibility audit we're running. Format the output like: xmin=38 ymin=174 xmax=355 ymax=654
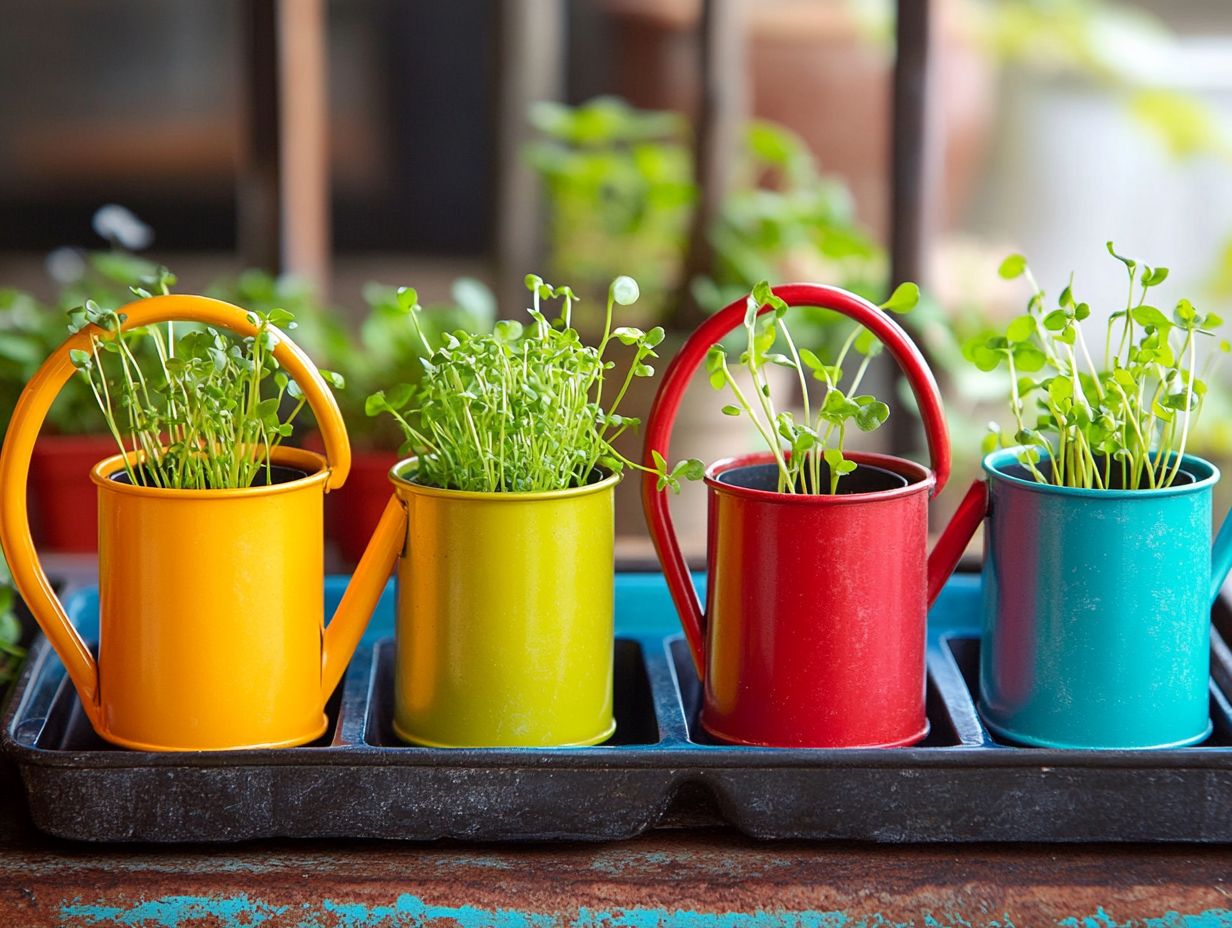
xmin=527 ymin=97 xmax=693 ymax=329
xmin=0 ymin=555 xmax=25 ymax=688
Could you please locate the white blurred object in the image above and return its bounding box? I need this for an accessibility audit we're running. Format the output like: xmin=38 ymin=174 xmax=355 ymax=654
xmin=91 ymin=204 xmax=154 ymax=252
xmin=968 ymin=33 xmax=1232 ymax=318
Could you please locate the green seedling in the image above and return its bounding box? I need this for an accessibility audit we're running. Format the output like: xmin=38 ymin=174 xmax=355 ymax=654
xmin=702 ymin=280 xmax=918 ymax=495
xmin=367 ymin=275 xmax=697 ymax=493
xmin=967 ymin=243 xmax=1229 ymax=489
xmin=69 ymin=269 xmax=341 ymax=490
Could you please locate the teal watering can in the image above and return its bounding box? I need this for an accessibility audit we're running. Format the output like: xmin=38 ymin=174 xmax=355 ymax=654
xmin=970 ymin=447 xmax=1232 ymax=750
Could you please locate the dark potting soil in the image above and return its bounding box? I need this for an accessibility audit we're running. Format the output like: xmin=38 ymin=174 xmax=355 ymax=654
xmin=110 ymin=465 xmax=309 ymax=488
xmin=716 ymin=461 xmax=910 ymax=495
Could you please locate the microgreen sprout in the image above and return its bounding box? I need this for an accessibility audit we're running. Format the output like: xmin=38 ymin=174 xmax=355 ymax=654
xmin=967 ymin=243 xmax=1229 ymax=490
xmin=68 ymin=269 xmax=343 ymax=490
xmin=704 ymin=280 xmax=919 ymax=494
xmin=367 ymin=274 xmax=699 ymax=493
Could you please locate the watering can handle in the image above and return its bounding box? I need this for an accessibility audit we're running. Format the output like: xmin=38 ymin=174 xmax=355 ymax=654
xmin=641 ymin=283 xmax=950 ymax=678
xmin=0 ymin=294 xmax=352 ymax=715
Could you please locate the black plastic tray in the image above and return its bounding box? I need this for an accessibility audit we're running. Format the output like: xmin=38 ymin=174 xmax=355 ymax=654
xmin=6 ymin=572 xmax=1232 ymax=843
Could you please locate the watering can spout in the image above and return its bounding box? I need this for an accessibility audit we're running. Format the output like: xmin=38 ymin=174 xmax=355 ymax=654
xmin=320 ymin=494 xmax=407 ymax=702
xmin=926 ymin=480 xmax=988 ymax=606
xmin=1210 ymin=511 xmax=1232 ymax=608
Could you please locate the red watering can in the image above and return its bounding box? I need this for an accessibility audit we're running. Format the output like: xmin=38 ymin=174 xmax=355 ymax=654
xmin=642 ymin=283 xmax=986 ymax=748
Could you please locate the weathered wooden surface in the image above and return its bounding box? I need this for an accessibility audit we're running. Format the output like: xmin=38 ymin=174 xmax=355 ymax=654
xmin=3 ymin=770 xmax=1232 ymax=928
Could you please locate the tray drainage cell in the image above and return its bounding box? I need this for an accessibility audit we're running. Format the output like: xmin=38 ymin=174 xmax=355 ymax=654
xmin=363 ymin=638 xmax=661 ymax=748
xmin=667 ymin=638 xmax=960 ymax=748
xmin=30 ymin=651 xmax=346 ymax=752
xmin=944 ymin=634 xmax=1232 ymax=749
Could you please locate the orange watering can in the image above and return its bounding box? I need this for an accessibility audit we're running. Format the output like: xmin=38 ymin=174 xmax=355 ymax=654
xmin=0 ymin=294 xmax=408 ymax=751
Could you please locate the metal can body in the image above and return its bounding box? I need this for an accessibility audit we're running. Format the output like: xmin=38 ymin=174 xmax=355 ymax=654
xmin=980 ymin=448 xmax=1216 ymax=749
xmin=391 ymin=464 xmax=618 ymax=748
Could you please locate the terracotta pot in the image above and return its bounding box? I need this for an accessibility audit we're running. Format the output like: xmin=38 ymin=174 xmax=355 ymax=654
xmin=27 ymin=435 xmax=119 ymax=552
xmin=326 ymin=449 xmax=403 ymax=566
xmin=602 ymin=0 xmax=995 ymax=236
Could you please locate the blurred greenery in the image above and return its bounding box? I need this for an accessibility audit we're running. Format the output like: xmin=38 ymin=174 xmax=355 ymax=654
xmin=0 ymin=555 xmax=23 ymax=688
xmin=529 ymin=97 xmax=886 ymax=350
xmin=527 ymin=96 xmax=694 ymax=326
xmin=0 ymin=243 xmax=165 ymax=437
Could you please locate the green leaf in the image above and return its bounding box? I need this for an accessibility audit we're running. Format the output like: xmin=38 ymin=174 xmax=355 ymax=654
xmin=1131 ymin=305 xmax=1173 ymax=329
xmin=364 ymin=392 xmax=389 ymax=416
xmin=998 ymin=254 xmax=1027 ymax=279
xmin=1013 ymin=345 xmax=1047 ymax=372
xmin=854 ymin=400 xmax=890 ymax=432
xmin=853 ymin=329 xmax=883 ymax=357
xmin=1175 ymin=299 xmax=1198 ymax=325
xmin=798 ymin=347 xmax=823 ymax=370
xmin=612 ymin=326 xmax=644 ymax=345
xmin=386 ymin=382 xmax=414 ymax=408
xmin=981 ymin=424 xmax=1002 ymax=455
xmin=1006 ymin=315 xmax=1034 ymax=344
xmin=395 ymin=286 xmax=420 ymax=313
xmin=880 ymin=281 xmax=920 ymax=314
xmin=751 ymin=280 xmax=787 ymax=316
xmin=1047 ymin=377 xmax=1073 ymax=405
xmin=1144 ymin=267 xmax=1169 ymax=287
xmin=674 ymin=459 xmax=705 ymax=481
xmin=1043 ymin=310 xmax=1069 ymax=332
xmin=254 ymin=397 xmax=280 ymax=419
xmin=494 ymin=319 xmax=524 ymax=342
xmin=971 ymin=344 xmax=1003 ymax=372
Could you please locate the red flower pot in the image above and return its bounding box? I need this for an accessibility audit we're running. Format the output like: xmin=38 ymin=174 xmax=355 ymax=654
xmin=643 ymin=283 xmax=986 ymax=748
xmin=326 ymin=450 xmax=402 ymax=566
xmin=28 ymin=435 xmax=119 ymax=552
